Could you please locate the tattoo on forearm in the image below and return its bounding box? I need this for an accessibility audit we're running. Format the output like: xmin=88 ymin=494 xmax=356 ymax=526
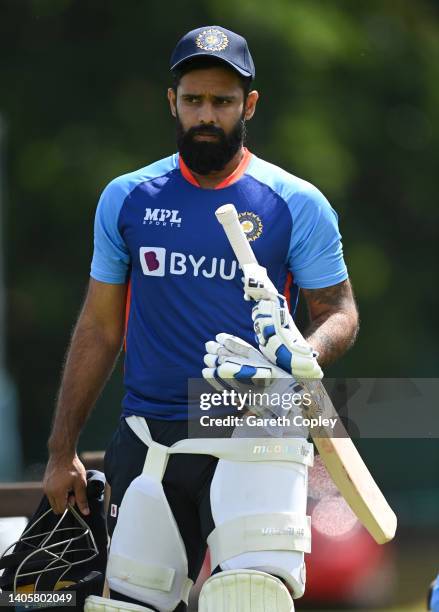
xmin=302 ymin=280 xmax=359 ymax=367
xmin=304 ymin=281 xmax=352 ymax=308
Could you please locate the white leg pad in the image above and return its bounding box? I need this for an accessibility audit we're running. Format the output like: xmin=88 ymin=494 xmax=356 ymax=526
xmin=106 ymin=473 xmax=192 ymax=612
xmin=210 ymin=454 xmax=309 ymax=598
xmin=198 ymin=570 xmax=295 ymax=612
xmin=84 ymin=595 xmax=154 ymax=612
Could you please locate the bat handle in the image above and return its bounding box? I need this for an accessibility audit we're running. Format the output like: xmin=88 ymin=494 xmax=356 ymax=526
xmin=215 ymin=204 xmax=257 ymax=266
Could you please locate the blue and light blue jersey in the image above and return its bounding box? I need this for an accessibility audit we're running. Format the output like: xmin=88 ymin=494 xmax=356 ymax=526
xmin=91 ymin=149 xmax=348 ymax=419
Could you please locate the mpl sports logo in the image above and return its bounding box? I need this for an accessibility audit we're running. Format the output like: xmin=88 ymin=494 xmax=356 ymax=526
xmin=139 ymin=247 xmax=238 ymax=280
xmin=143 ymin=208 xmax=182 ymax=228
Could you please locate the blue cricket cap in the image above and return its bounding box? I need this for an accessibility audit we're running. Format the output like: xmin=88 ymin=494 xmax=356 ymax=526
xmin=170 ymin=26 xmax=255 ymax=79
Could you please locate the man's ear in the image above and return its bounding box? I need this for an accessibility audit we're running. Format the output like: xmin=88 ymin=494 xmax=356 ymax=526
xmin=244 ymin=90 xmax=259 ymax=121
xmin=167 ymin=88 xmax=177 ymax=118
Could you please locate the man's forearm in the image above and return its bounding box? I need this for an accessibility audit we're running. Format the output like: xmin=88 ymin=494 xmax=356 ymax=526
xmin=48 ymin=318 xmax=123 ymax=457
xmin=301 ymin=280 xmax=359 ymax=368
xmin=305 ymin=310 xmax=359 ymax=368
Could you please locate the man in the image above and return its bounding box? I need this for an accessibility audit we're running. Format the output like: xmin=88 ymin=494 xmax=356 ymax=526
xmin=43 ymin=26 xmax=358 ymax=612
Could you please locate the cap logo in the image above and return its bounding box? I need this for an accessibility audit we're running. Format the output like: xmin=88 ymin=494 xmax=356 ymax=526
xmin=196 ymin=29 xmax=229 ymax=52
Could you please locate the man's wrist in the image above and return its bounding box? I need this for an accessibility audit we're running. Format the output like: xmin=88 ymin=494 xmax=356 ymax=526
xmin=47 ymin=438 xmax=77 ymax=460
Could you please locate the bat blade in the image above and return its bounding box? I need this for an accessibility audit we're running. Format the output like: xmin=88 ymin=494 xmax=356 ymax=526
xmin=215 ymin=203 xmax=397 ymax=544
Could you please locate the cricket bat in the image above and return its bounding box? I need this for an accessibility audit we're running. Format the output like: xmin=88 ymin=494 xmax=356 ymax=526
xmin=215 ymin=203 xmax=397 ymax=545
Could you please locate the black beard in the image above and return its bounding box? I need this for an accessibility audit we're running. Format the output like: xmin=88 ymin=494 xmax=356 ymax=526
xmin=176 ymin=113 xmax=246 ymax=175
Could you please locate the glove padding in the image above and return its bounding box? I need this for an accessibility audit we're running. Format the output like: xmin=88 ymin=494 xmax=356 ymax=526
xmin=202 ymin=333 xmax=305 ymax=420
xmin=242 ymin=263 xmax=279 ymax=302
xmin=252 ymin=297 xmax=324 ymax=380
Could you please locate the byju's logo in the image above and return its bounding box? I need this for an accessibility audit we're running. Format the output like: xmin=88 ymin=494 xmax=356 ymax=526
xmin=139 ymin=247 xmax=166 ymax=276
xmin=143 ymin=208 xmax=182 ymax=227
xmin=139 ymin=247 xmax=238 ymax=280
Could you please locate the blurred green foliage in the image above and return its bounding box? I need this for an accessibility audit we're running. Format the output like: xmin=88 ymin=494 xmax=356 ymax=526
xmin=0 ymin=0 xmax=438 ymax=473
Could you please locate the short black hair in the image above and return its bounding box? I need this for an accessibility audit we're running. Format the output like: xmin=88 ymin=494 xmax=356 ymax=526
xmin=171 ymin=56 xmax=252 ymax=98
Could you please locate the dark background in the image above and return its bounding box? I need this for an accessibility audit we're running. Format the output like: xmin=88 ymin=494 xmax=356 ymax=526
xmin=0 ymin=1 xmax=438 ymax=609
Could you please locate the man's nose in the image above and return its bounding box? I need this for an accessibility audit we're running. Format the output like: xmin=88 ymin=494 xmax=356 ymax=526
xmin=197 ymin=101 xmax=217 ymax=124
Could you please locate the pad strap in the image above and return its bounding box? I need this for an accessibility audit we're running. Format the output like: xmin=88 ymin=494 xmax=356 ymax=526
xmin=207 ymin=512 xmax=311 ymax=570
xmin=171 ymin=437 xmax=313 ymax=467
xmin=107 ymin=554 xmax=193 ymax=604
xmin=142 ymin=442 xmax=170 ymax=481
xmin=126 ymin=416 xmax=313 ymax=483
xmin=85 ymin=595 xmax=155 ymax=612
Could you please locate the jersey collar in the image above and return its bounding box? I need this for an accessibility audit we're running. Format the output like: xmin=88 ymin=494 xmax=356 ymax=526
xmin=178 ymin=147 xmax=252 ymax=189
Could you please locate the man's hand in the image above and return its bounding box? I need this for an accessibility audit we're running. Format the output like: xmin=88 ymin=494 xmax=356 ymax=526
xmin=203 ymin=332 xmax=282 ymax=391
xmin=202 ymin=333 xmax=307 ymax=422
xmin=252 ymin=298 xmax=323 ymax=380
xmin=43 ymin=453 xmax=89 ymax=516
xmin=242 ymin=263 xmax=279 ymax=302
xmin=241 ymin=262 xmax=322 ymax=378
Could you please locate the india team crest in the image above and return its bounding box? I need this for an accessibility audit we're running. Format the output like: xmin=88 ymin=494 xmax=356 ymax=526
xmin=196 ymin=29 xmax=229 ymax=52
xmin=238 ymin=211 xmax=263 ymax=242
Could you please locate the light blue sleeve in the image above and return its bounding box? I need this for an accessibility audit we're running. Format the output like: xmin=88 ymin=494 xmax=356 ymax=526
xmin=287 ymin=185 xmax=348 ymax=289
xmin=90 ymin=179 xmax=131 ymax=284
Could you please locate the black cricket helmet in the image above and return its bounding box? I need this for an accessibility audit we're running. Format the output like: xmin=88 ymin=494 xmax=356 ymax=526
xmin=0 ymin=470 xmax=107 ymax=610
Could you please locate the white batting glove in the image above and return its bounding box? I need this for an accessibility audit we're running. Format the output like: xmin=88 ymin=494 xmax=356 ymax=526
xmin=252 ymin=297 xmax=324 ymax=380
xmin=242 ymin=263 xmax=279 ymax=302
xmin=202 ymin=333 xmax=304 ymax=420
xmin=241 ymin=264 xmax=322 ymax=378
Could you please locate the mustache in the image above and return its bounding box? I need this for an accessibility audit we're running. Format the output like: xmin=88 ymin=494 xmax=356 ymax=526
xmin=187 ymin=125 xmax=225 ymax=138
